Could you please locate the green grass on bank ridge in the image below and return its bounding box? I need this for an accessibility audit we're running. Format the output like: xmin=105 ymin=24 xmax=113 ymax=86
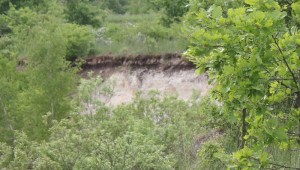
xmin=92 ymin=13 xmax=188 ymax=56
xmin=106 ymin=13 xmax=158 ymax=23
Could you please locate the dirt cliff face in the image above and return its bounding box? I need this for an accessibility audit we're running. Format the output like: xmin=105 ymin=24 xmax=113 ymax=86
xmin=81 ymin=53 xmax=210 ymax=106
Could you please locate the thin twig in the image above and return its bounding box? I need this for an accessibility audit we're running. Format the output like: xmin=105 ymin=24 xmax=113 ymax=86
xmin=272 ymin=35 xmax=299 ymax=89
xmin=269 ymin=162 xmax=300 ymax=170
xmin=261 ymin=66 xmax=292 ymax=89
xmin=253 ymin=157 xmax=300 ymax=170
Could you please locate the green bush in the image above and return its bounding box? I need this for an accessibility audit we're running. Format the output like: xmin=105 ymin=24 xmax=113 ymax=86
xmin=102 ymin=0 xmax=129 ymax=14
xmin=0 ymin=0 xmax=49 ymax=14
xmin=0 ymin=15 xmax=11 ymax=36
xmin=63 ymin=24 xmax=95 ymax=61
xmin=126 ymin=0 xmax=154 ymax=14
xmin=149 ymin=0 xmax=189 ymax=26
xmin=64 ymin=0 xmax=105 ymax=27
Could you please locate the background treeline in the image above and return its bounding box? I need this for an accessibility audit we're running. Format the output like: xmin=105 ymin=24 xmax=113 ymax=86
xmin=0 ymin=0 xmax=190 ymax=59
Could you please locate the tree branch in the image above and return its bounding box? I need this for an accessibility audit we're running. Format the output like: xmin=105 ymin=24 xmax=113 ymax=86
xmin=261 ymin=67 xmax=292 ymax=89
xmin=272 ymin=35 xmax=299 ymax=89
xmin=269 ymin=162 xmax=300 ymax=170
xmin=240 ymin=108 xmax=247 ymax=149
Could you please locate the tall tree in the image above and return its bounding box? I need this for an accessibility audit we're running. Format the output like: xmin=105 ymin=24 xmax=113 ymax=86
xmin=19 ymin=17 xmax=77 ymax=140
xmin=185 ymin=0 xmax=300 ymax=168
xmin=3 ymin=5 xmax=79 ymax=141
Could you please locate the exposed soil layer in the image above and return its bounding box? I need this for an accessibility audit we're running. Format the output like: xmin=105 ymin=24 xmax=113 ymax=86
xmin=82 ymin=53 xmax=194 ymax=72
xmin=80 ymin=53 xmax=210 ymax=107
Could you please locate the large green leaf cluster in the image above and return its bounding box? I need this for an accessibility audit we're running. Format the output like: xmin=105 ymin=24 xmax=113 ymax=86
xmin=185 ymin=0 xmax=300 ymax=168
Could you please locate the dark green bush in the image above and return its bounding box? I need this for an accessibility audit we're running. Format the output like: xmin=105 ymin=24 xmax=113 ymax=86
xmin=63 ymin=24 xmax=95 ymax=61
xmin=64 ymin=0 xmax=105 ymax=27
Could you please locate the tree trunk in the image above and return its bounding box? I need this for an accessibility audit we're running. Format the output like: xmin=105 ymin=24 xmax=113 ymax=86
xmin=295 ymin=91 xmax=300 ymax=142
xmin=241 ymin=108 xmax=247 ymax=149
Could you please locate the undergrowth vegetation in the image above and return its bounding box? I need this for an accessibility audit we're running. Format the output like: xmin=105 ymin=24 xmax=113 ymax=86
xmin=93 ymin=13 xmax=188 ymax=55
xmin=0 ymin=75 xmax=221 ymax=169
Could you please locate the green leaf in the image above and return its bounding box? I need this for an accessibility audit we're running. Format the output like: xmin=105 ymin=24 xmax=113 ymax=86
xmin=255 ymin=55 xmax=262 ymax=64
xmin=245 ymin=0 xmax=259 ymax=6
xmin=259 ymin=152 xmax=269 ymax=166
xmin=273 ymin=127 xmax=288 ymax=141
xmin=212 ymin=6 xmax=222 ymax=19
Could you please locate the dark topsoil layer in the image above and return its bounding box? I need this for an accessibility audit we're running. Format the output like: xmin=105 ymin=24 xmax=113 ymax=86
xmin=82 ymin=53 xmax=195 ymax=70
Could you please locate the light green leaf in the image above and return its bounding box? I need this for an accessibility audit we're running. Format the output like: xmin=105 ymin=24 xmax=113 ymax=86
xmin=245 ymin=0 xmax=259 ymax=6
xmin=212 ymin=6 xmax=222 ymax=19
xmin=274 ymin=127 xmax=288 ymax=141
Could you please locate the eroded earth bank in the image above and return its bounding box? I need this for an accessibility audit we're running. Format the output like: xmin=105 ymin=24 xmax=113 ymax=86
xmin=81 ymin=53 xmax=211 ymax=106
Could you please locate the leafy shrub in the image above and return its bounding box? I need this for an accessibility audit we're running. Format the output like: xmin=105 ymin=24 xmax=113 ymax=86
xmin=197 ymin=142 xmax=226 ymax=169
xmin=64 ymin=0 xmax=105 ymax=27
xmin=126 ymin=0 xmax=154 ymax=14
xmin=63 ymin=24 xmax=95 ymax=61
xmin=5 ymin=4 xmax=96 ymax=61
xmin=0 ymin=15 xmax=11 ymax=36
xmin=102 ymin=0 xmax=129 ymax=14
xmin=149 ymin=0 xmax=189 ymax=26
xmin=0 ymin=0 xmax=49 ymax=15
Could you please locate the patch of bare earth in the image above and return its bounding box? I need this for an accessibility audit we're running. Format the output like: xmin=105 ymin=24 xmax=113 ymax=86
xmin=80 ymin=53 xmax=211 ymax=106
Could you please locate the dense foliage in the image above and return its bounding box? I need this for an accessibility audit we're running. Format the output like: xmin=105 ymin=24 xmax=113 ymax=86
xmin=0 ymin=2 xmax=80 ymax=142
xmin=185 ymin=0 xmax=300 ymax=169
xmin=0 ymin=73 xmax=221 ymax=169
xmin=150 ymin=0 xmax=189 ymax=26
xmin=1 ymin=0 xmax=299 ymax=169
xmin=64 ymin=0 xmax=105 ymax=27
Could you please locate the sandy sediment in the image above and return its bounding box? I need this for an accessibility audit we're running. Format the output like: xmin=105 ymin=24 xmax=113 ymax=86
xmin=80 ymin=53 xmax=211 ymax=107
